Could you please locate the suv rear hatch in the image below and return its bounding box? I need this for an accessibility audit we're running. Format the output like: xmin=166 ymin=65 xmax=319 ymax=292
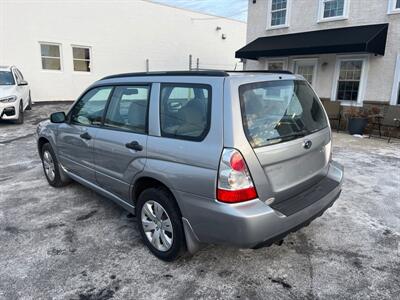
xmin=239 ymin=79 xmax=332 ymax=211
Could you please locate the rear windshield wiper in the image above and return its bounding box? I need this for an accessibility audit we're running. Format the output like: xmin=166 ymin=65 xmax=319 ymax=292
xmin=266 ymin=131 xmax=308 ymax=142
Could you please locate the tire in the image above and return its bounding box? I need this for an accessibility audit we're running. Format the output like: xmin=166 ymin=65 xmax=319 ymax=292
xmin=41 ymin=143 xmax=70 ymax=187
xmin=15 ymin=101 xmax=24 ymax=124
xmin=26 ymin=92 xmax=32 ymax=110
xmin=136 ymin=187 xmax=186 ymax=261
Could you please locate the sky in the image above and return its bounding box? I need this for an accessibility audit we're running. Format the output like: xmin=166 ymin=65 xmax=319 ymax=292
xmin=152 ymin=0 xmax=248 ymax=22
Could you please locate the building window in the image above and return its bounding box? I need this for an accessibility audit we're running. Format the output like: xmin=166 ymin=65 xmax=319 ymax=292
xmin=318 ymin=0 xmax=348 ymax=22
xmin=390 ymin=54 xmax=400 ymax=105
xmin=267 ymin=0 xmax=290 ymax=29
xmin=73 ymin=46 xmax=91 ymax=72
xmin=40 ymin=43 xmax=61 ymax=71
xmin=388 ymin=0 xmax=400 ymax=14
xmin=266 ymin=59 xmax=287 ymax=71
xmin=335 ymin=60 xmax=364 ymax=102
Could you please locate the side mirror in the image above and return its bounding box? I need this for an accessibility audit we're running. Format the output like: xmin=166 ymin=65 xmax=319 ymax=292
xmin=50 ymin=111 xmax=66 ymax=123
xmin=18 ymin=80 xmax=28 ymax=86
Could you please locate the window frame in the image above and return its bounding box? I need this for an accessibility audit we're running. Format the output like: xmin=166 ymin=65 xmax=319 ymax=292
xmin=266 ymin=0 xmax=291 ymax=30
xmin=390 ymin=54 xmax=400 ymax=105
xmin=266 ymin=58 xmax=288 ymax=71
xmin=39 ymin=42 xmax=63 ymax=72
xmin=102 ymin=84 xmax=152 ymax=135
xmin=67 ymin=85 xmax=115 ymax=128
xmin=72 ymin=45 xmax=92 ymax=73
xmin=388 ymin=0 xmax=400 ymax=14
xmin=159 ymin=83 xmax=212 ymax=142
xmin=331 ymin=55 xmax=369 ymax=106
xmin=317 ymin=0 xmax=349 ymax=23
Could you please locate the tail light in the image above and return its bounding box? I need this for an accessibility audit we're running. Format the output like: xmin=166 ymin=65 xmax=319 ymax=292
xmin=217 ymin=148 xmax=258 ymax=203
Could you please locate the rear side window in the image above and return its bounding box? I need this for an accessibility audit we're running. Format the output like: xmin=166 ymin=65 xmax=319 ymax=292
xmin=239 ymin=80 xmax=328 ymax=148
xmin=160 ymin=84 xmax=211 ymax=141
xmin=104 ymin=86 xmax=150 ymax=133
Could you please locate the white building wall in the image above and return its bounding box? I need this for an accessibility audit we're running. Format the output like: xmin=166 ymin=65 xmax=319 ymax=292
xmin=245 ymin=0 xmax=400 ymax=103
xmin=0 ymin=0 xmax=246 ymax=101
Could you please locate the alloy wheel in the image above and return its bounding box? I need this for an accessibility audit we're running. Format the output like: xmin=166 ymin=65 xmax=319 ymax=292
xmin=141 ymin=200 xmax=173 ymax=252
xmin=43 ymin=150 xmax=55 ymax=181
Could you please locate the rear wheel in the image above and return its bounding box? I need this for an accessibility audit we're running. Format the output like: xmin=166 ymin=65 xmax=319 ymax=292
xmin=41 ymin=143 xmax=70 ymax=187
xmin=15 ymin=101 xmax=24 ymax=124
xmin=136 ymin=187 xmax=186 ymax=261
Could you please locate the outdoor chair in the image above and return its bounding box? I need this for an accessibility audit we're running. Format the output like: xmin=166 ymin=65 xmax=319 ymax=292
xmin=322 ymin=100 xmax=341 ymax=132
xmin=369 ymin=109 xmax=400 ymax=143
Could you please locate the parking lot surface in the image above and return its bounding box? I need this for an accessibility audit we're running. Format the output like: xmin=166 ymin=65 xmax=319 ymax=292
xmin=0 ymin=104 xmax=399 ymax=300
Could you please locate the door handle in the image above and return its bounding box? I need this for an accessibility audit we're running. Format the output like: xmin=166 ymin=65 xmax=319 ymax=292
xmin=125 ymin=141 xmax=143 ymax=151
xmin=80 ymin=132 xmax=92 ymax=140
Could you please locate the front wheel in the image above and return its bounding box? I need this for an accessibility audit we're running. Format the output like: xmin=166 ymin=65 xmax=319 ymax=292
xmin=136 ymin=187 xmax=186 ymax=261
xmin=15 ymin=101 xmax=24 ymax=124
xmin=26 ymin=92 xmax=32 ymax=110
xmin=41 ymin=143 xmax=70 ymax=187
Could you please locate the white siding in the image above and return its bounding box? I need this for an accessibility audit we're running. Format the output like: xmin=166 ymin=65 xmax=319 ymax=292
xmin=245 ymin=0 xmax=400 ymax=104
xmin=0 ymin=0 xmax=246 ymax=101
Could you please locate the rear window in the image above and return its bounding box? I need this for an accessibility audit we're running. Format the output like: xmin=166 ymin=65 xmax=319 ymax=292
xmin=239 ymin=80 xmax=328 ymax=148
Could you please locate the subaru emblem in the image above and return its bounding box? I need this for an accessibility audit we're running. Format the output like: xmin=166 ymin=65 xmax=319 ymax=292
xmin=303 ymin=140 xmax=312 ymax=149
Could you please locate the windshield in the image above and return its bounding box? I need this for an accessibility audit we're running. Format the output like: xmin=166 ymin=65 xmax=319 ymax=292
xmin=0 ymin=71 xmax=15 ymax=85
xmin=239 ymin=80 xmax=328 ymax=148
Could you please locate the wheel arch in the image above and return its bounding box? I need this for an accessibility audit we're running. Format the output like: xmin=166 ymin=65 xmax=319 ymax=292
xmin=38 ymin=137 xmax=50 ymax=159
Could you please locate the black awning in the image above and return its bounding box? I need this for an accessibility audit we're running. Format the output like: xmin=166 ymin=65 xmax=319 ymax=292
xmin=236 ymin=24 xmax=389 ymax=60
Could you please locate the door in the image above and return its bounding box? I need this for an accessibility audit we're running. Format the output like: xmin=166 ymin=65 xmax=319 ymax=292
xmin=13 ymin=68 xmax=29 ymax=107
xmin=93 ymin=85 xmax=150 ymax=201
xmin=239 ymin=79 xmax=330 ymax=203
xmin=294 ymin=59 xmax=318 ymax=87
xmin=57 ymin=86 xmax=113 ymax=182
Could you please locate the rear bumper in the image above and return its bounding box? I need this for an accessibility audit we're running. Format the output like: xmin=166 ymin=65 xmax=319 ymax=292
xmin=175 ymin=160 xmax=344 ymax=248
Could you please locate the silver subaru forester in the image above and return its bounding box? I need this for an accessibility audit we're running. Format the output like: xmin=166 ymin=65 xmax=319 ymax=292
xmin=36 ymin=70 xmax=344 ymax=261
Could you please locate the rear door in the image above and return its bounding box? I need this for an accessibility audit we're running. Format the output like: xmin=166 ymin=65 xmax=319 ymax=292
xmin=238 ymin=79 xmax=331 ymax=203
xmin=93 ymin=85 xmax=150 ymax=201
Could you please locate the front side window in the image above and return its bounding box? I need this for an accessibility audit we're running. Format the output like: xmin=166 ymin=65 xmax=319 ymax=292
xmin=70 ymin=87 xmax=112 ymax=126
xmin=270 ymin=0 xmax=288 ymax=27
xmin=0 ymin=71 xmax=15 ymax=85
xmin=336 ymin=60 xmax=363 ymax=102
xmin=239 ymin=80 xmax=328 ymax=148
xmin=397 ymin=0 xmax=400 ymax=8
xmin=160 ymin=84 xmax=211 ymax=141
xmin=40 ymin=43 xmax=61 ymax=70
xmin=104 ymin=86 xmax=150 ymax=133
xmin=73 ymin=46 xmax=91 ymax=72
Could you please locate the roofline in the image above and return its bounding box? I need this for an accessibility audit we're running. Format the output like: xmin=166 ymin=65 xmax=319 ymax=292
xmin=142 ymin=0 xmax=246 ymax=24
xmin=101 ymin=70 xmax=293 ymax=80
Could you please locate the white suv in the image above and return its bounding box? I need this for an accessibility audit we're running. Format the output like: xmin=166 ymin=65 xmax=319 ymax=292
xmin=0 ymin=65 xmax=31 ymax=124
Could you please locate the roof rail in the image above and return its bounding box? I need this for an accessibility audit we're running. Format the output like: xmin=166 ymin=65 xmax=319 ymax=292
xmin=226 ymin=70 xmax=293 ymax=74
xmin=101 ymin=69 xmax=293 ymax=80
xmin=101 ymin=70 xmax=229 ymax=80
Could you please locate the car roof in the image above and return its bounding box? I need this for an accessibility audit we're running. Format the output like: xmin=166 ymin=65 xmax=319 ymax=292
xmin=0 ymin=65 xmax=12 ymax=71
xmin=101 ymin=70 xmax=293 ymax=80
